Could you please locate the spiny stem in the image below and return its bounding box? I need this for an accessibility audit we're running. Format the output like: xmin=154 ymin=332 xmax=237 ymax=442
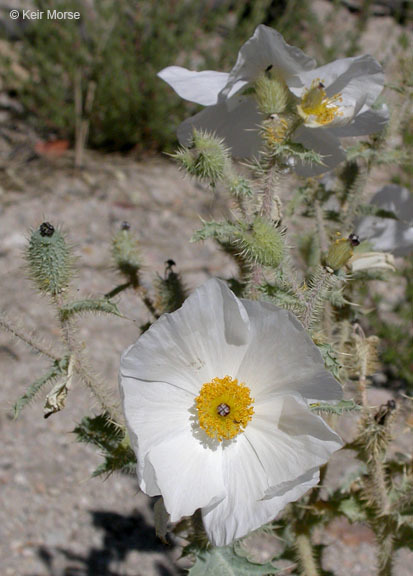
xmin=0 ymin=313 xmax=59 ymax=360
xmin=295 ymin=533 xmax=320 ymax=576
xmin=260 ymin=157 xmax=279 ymax=219
xmin=55 ymin=296 xmax=120 ymax=420
xmin=302 ymin=267 xmax=331 ymax=329
xmin=314 ymin=199 xmax=328 ymax=255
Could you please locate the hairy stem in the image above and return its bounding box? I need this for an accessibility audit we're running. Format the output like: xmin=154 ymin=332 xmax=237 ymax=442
xmin=295 ymin=533 xmax=320 ymax=576
xmin=0 ymin=313 xmax=59 ymax=360
xmin=55 ymin=296 xmax=120 ymax=420
xmin=302 ymin=267 xmax=331 ymax=329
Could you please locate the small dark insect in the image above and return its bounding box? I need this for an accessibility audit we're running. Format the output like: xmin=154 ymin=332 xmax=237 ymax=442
xmin=348 ymin=233 xmax=360 ymax=247
xmin=374 ymin=399 xmax=397 ymax=426
xmin=39 ymin=222 xmax=55 ymax=237
xmin=265 ymin=64 xmax=273 ymax=72
xmin=318 ymin=82 xmax=325 ymax=89
xmin=217 ymin=403 xmax=230 ymax=417
xmin=121 ymin=221 xmax=130 ymax=231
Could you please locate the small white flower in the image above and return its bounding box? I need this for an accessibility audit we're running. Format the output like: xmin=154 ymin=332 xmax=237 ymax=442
xmin=158 ymin=25 xmax=387 ymax=176
xmin=356 ymin=184 xmax=413 ymax=256
xmin=120 ymin=279 xmax=342 ymax=546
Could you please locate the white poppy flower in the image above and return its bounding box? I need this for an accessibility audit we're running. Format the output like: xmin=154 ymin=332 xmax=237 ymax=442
xmin=158 ymin=25 xmax=387 ymax=176
xmin=356 ymin=185 xmax=413 ymax=256
xmin=120 ymin=279 xmax=342 ymax=546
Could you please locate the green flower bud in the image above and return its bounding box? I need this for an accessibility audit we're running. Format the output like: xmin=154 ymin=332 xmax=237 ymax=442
xmin=237 ymin=216 xmax=284 ymax=268
xmin=326 ymin=234 xmax=360 ymax=271
xmin=26 ymin=222 xmax=73 ymax=296
xmin=112 ymin=222 xmax=141 ymax=280
xmin=172 ymin=130 xmax=230 ymax=185
xmin=191 ymin=130 xmax=229 ymax=184
xmin=254 ymin=74 xmax=290 ymax=115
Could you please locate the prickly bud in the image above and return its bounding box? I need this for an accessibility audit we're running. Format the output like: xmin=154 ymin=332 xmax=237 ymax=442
xmin=326 ymin=234 xmax=357 ymax=271
xmin=27 ymin=223 xmax=73 ymax=296
xmin=173 ymin=130 xmax=230 ymax=185
xmin=237 ymin=216 xmax=284 ymax=268
xmin=154 ymin=260 xmax=187 ymax=314
xmin=254 ymin=74 xmax=289 ymax=115
xmin=112 ymin=223 xmax=141 ymax=281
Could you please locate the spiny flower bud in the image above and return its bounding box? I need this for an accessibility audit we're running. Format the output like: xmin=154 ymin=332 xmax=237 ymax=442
xmin=26 ymin=223 xmax=73 ymax=296
xmin=154 ymin=260 xmax=187 ymax=314
xmin=254 ymin=74 xmax=289 ymax=115
xmin=173 ymin=130 xmax=230 ymax=185
xmin=237 ymin=216 xmax=284 ymax=268
xmin=112 ymin=222 xmax=141 ymax=281
xmin=325 ymin=233 xmax=359 ymax=271
xmin=191 ymin=130 xmax=230 ymax=185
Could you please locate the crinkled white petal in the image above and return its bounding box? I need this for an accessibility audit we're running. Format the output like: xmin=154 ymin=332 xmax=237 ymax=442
xmin=158 ymin=66 xmax=229 ymax=106
xmin=330 ymin=104 xmax=389 ymax=137
xmin=236 ymin=300 xmax=342 ymax=401
xmin=120 ymin=279 xmax=250 ymax=394
xmin=120 ymin=376 xmax=226 ymax=520
xmin=177 ymin=97 xmax=262 ymax=158
xmin=201 ymin=433 xmax=322 ymax=546
xmin=292 ymin=125 xmax=346 ymax=176
xmin=147 ymin=429 xmax=225 ymax=522
xmin=223 ymin=24 xmax=315 ymax=100
xmin=289 ymin=54 xmax=384 ymax=118
xmin=356 ymin=185 xmax=413 ymax=255
xmin=120 ymin=377 xmax=193 ymax=483
xmin=245 ymin=394 xmax=342 ymax=492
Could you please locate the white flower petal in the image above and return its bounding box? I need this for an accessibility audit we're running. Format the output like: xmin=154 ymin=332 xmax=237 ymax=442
xmin=292 ymin=125 xmax=346 ymax=176
xmin=245 ymin=394 xmax=342 ymax=492
xmin=158 ymin=66 xmax=229 ymax=106
xmin=120 ymin=279 xmax=250 ymax=393
xmin=223 ymin=24 xmax=315 ymax=100
xmin=330 ymin=104 xmax=389 ymax=137
xmin=201 ymin=433 xmax=321 ymax=546
xmin=120 ymin=376 xmax=193 ymax=486
xmin=177 ymin=97 xmax=262 ymax=158
xmin=356 ymin=185 xmax=413 ymax=255
xmin=236 ymin=300 xmax=342 ymax=401
xmin=148 ymin=429 xmax=225 ymax=522
xmin=290 ymin=55 xmax=384 ymax=116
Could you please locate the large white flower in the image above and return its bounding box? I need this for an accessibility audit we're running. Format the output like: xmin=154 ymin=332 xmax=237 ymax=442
xmin=120 ymin=279 xmax=342 ymax=546
xmin=356 ymin=184 xmax=413 ymax=256
xmin=158 ymin=25 xmax=387 ymax=176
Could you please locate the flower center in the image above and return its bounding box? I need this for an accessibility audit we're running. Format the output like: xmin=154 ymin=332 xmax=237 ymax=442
xmin=195 ymin=375 xmax=254 ymax=442
xmin=297 ymin=79 xmax=343 ymax=126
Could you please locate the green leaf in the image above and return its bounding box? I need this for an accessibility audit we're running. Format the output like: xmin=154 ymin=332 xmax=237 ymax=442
xmin=310 ymin=399 xmax=361 ymax=415
xmin=13 ymin=356 xmax=70 ymax=418
xmin=339 ymin=497 xmax=366 ymax=523
xmin=317 ymin=342 xmax=342 ymax=381
xmin=188 ymin=546 xmax=279 ymax=576
xmin=191 ymin=220 xmax=237 ymax=243
xmin=74 ymin=413 xmax=136 ymax=477
xmin=59 ymin=298 xmax=122 ymax=321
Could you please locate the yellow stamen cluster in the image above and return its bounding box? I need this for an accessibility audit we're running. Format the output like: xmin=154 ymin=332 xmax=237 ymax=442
xmin=195 ymin=375 xmax=254 ymax=442
xmin=262 ymin=115 xmax=290 ymax=147
xmin=297 ymin=79 xmax=343 ymax=126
